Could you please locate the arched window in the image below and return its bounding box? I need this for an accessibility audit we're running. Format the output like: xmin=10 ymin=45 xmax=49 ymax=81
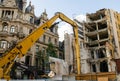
xmin=0 ymin=40 xmax=7 ymax=48
xmin=2 ymin=22 xmax=8 ymax=32
xmin=10 ymin=26 xmax=15 ymax=33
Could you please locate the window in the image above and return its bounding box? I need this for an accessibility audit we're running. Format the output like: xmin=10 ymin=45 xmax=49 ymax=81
xmin=80 ymin=42 xmax=83 ymax=48
xmin=0 ymin=40 xmax=7 ymax=48
xmin=36 ymin=45 xmax=39 ymax=53
xmin=30 ymin=16 xmax=34 ymax=24
xmin=7 ymin=43 xmax=10 ymax=48
xmin=50 ymin=27 xmax=53 ymax=32
xmin=10 ymin=26 xmax=15 ymax=33
xmin=3 ymin=25 xmax=8 ymax=31
xmin=5 ymin=10 xmax=11 ymax=19
xmin=2 ymin=22 xmax=8 ymax=32
xmin=1 ymin=10 xmax=14 ymax=19
xmin=29 ymin=29 xmax=32 ymax=34
xmin=43 ymin=35 xmax=46 ymax=43
xmin=19 ymin=27 xmax=23 ymax=33
xmin=1 ymin=10 xmax=4 ymax=18
xmin=42 ymin=47 xmax=45 ymax=54
xmin=55 ymin=28 xmax=58 ymax=34
xmin=55 ymin=39 xmax=57 ymax=45
xmin=25 ymin=56 xmax=30 ymax=66
xmin=48 ymin=37 xmax=51 ymax=43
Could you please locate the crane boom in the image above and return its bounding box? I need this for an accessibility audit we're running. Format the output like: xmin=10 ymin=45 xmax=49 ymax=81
xmin=0 ymin=12 xmax=81 ymax=79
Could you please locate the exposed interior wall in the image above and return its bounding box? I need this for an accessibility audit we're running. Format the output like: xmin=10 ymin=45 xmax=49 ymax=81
xmin=84 ymin=9 xmax=117 ymax=73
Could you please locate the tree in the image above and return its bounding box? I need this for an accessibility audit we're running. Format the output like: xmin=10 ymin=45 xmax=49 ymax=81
xmin=36 ymin=50 xmax=49 ymax=74
xmin=46 ymin=43 xmax=57 ymax=58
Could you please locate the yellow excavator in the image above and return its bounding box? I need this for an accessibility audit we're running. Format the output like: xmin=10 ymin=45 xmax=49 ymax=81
xmin=0 ymin=12 xmax=116 ymax=81
xmin=0 ymin=12 xmax=80 ymax=80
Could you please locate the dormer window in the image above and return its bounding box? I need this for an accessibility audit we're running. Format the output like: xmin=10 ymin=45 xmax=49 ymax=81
xmin=18 ymin=0 xmax=23 ymax=10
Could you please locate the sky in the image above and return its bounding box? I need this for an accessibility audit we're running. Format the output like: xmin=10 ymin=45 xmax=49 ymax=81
xmin=27 ymin=0 xmax=120 ymax=41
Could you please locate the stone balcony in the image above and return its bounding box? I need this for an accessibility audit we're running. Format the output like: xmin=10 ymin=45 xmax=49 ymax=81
xmin=0 ymin=31 xmax=9 ymax=37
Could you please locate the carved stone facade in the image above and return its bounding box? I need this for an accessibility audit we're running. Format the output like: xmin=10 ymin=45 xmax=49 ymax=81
xmin=0 ymin=0 xmax=59 ymax=75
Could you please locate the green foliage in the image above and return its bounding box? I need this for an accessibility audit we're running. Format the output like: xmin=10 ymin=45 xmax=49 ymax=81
xmin=36 ymin=50 xmax=49 ymax=71
xmin=35 ymin=43 xmax=57 ymax=72
xmin=36 ymin=50 xmax=49 ymax=63
xmin=46 ymin=43 xmax=57 ymax=58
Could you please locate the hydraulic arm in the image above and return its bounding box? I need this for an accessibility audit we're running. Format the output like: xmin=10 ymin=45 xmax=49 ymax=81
xmin=0 ymin=12 xmax=80 ymax=79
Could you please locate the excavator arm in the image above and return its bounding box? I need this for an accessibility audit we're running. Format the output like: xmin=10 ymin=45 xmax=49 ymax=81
xmin=0 ymin=12 xmax=81 ymax=79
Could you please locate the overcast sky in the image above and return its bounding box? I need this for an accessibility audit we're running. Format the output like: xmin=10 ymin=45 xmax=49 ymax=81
xmin=26 ymin=0 xmax=120 ymax=41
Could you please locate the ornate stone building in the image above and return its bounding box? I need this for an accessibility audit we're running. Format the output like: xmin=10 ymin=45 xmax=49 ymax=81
xmin=0 ymin=0 xmax=59 ymax=78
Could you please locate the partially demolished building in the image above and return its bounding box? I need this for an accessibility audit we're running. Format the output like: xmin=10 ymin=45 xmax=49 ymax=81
xmin=83 ymin=9 xmax=120 ymax=73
